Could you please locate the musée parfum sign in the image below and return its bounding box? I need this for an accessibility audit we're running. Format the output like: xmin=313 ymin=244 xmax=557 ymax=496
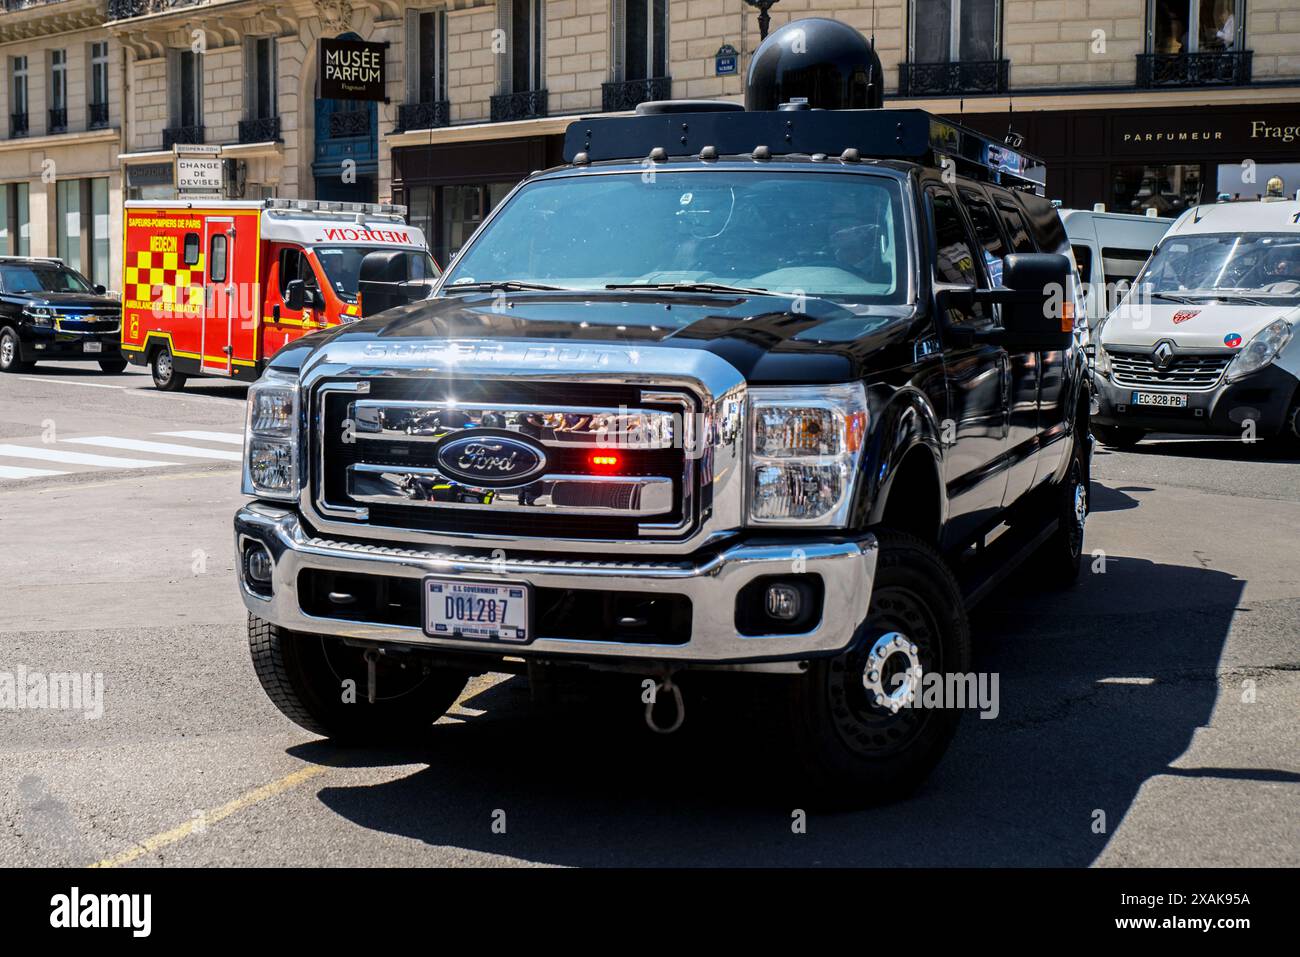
xmin=320 ymin=37 xmax=387 ymax=101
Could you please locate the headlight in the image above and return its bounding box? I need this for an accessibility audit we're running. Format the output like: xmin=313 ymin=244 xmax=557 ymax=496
xmin=23 ymin=306 xmax=54 ymax=327
xmin=746 ymin=383 xmax=868 ymax=527
xmin=242 ymin=370 xmax=301 ymax=500
xmin=1225 ymin=319 xmax=1293 ymax=381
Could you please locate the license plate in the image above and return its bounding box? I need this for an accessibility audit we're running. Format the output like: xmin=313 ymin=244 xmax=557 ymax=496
xmin=1131 ymin=390 xmax=1187 ymax=408
xmin=423 ymin=578 xmax=530 ymax=643
xmin=83 ymin=342 xmax=103 ymax=354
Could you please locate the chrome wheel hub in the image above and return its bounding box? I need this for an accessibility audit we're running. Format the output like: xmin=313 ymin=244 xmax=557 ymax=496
xmin=157 ymin=353 xmax=172 ymax=379
xmin=861 ymin=631 xmax=923 ymax=714
xmin=0 ymin=337 xmax=12 ymax=365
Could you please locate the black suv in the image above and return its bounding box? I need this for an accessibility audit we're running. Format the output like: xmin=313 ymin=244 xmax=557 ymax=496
xmin=233 ymin=19 xmax=1090 ymax=804
xmin=0 ymin=257 xmax=125 ymax=373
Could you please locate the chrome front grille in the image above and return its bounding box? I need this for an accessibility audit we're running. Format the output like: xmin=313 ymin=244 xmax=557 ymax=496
xmin=314 ymin=378 xmax=697 ymax=541
xmin=54 ymin=308 xmax=121 ymax=334
xmin=1109 ymin=350 xmax=1232 ymax=391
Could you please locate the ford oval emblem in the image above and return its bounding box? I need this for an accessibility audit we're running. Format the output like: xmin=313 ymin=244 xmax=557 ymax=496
xmin=435 ymin=433 xmax=547 ymax=488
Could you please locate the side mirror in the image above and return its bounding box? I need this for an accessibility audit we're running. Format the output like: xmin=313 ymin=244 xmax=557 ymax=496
xmin=311 ymin=288 xmax=326 ymax=312
xmin=285 ymin=279 xmax=306 ymax=312
xmin=93 ymin=284 xmax=107 ymax=296
xmin=358 ymin=250 xmax=428 ymax=318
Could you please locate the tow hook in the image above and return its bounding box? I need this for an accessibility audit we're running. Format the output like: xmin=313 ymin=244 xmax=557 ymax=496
xmin=364 ymin=649 xmax=379 ymax=704
xmin=644 ymin=674 xmax=685 ymax=734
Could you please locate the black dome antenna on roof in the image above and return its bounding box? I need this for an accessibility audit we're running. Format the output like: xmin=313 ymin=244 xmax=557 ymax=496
xmin=744 ymin=17 xmax=884 ymax=112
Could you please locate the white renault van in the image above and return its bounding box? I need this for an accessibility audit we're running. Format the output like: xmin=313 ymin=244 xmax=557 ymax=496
xmin=1060 ymin=207 xmax=1174 ymax=330
xmin=1092 ymin=200 xmax=1300 ymax=448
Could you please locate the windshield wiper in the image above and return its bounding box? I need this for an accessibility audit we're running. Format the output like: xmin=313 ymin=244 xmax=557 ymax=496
xmin=445 ymin=280 xmax=573 ymax=292
xmin=604 ymin=281 xmax=784 ymax=297
xmin=1150 ymin=293 xmax=1198 ymax=304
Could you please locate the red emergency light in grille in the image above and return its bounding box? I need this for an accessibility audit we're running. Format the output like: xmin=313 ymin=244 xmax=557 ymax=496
xmin=589 ymin=453 xmax=620 ymax=470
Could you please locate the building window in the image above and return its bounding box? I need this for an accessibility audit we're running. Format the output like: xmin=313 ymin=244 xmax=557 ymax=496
xmin=55 ymin=179 xmax=110 ymax=286
xmin=10 ymin=56 xmax=28 ymax=137
xmin=0 ymin=182 xmax=31 ymax=256
xmin=408 ymin=181 xmax=513 ymax=268
xmin=1112 ymin=163 xmax=1202 ymax=217
xmin=910 ymin=0 xmax=1000 ymax=64
xmin=249 ymin=37 xmax=276 ymax=120
xmin=418 ymin=11 xmax=448 ymax=104
xmin=89 ymin=42 xmax=109 ymax=128
xmin=507 ymin=0 xmax=543 ymax=93
xmin=175 ymin=49 xmax=203 ymax=129
xmin=1149 ymin=0 xmax=1243 ymax=54
xmin=49 ymin=50 xmax=67 ymax=132
xmin=618 ymin=0 xmax=668 ymax=82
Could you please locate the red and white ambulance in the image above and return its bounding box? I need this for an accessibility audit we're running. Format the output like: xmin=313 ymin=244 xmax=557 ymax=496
xmin=120 ymin=199 xmax=436 ymax=390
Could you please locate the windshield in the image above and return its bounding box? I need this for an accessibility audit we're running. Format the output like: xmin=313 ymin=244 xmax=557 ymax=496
xmin=442 ymin=170 xmax=908 ymax=303
xmin=1138 ymin=231 xmax=1300 ymax=303
xmin=0 ymin=264 xmax=94 ymax=295
xmin=314 ymin=247 xmax=440 ymax=302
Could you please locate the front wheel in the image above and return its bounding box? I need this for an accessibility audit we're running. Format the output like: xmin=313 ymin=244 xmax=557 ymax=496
xmin=248 ymin=614 xmax=469 ymax=743
xmin=1093 ymin=423 xmax=1144 ymax=449
xmin=150 ymin=346 xmax=186 ymax=391
xmin=1033 ymin=422 xmax=1090 ymax=587
xmin=98 ymin=359 xmax=128 ymax=374
xmin=783 ymin=530 xmax=971 ymax=807
xmin=0 ymin=327 xmax=32 ymax=373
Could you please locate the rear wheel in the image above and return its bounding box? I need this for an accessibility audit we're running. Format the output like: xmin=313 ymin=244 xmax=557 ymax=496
xmin=783 ymin=530 xmax=970 ymax=807
xmin=0 ymin=327 xmax=32 ymax=373
xmin=1093 ymin=423 xmax=1143 ymax=449
xmin=150 ymin=346 xmax=186 ymax=391
xmin=248 ymin=614 xmax=469 ymax=743
xmin=98 ymin=359 xmax=128 ymax=374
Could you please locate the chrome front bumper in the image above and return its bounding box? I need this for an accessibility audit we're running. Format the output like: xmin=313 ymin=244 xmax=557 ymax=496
xmin=235 ymin=503 xmax=878 ymax=665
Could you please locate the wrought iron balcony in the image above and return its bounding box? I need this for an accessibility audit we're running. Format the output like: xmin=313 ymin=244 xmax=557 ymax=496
xmin=47 ymin=107 xmax=66 ymax=133
xmin=3 ymin=0 xmax=65 ymax=11
xmin=490 ymin=89 xmax=548 ymax=123
xmin=238 ymin=116 xmax=281 ymax=143
xmin=394 ymin=100 xmax=451 ymax=132
xmin=898 ymin=59 xmax=1009 ymax=96
xmin=10 ymin=113 xmax=28 ymax=138
xmin=162 ymin=125 xmax=204 ymax=149
xmin=106 ymin=0 xmax=203 ymax=20
xmin=1136 ymin=50 xmax=1252 ymax=88
xmin=88 ymin=102 xmax=109 ymax=129
xmin=601 ymin=76 xmax=672 ymax=113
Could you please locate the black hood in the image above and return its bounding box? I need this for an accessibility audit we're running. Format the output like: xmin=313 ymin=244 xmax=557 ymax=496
xmin=273 ymin=291 xmax=923 ymax=383
xmin=21 ymin=291 xmax=119 ymax=308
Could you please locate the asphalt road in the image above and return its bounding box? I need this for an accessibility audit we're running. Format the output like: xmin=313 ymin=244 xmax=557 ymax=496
xmin=0 ymin=360 xmax=1296 ymax=867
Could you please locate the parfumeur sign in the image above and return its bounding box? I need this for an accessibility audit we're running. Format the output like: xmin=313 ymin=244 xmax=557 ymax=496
xmin=320 ymin=37 xmax=386 ymax=101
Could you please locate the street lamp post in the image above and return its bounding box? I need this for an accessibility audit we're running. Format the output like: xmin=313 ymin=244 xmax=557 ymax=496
xmin=743 ymin=0 xmax=781 ymax=41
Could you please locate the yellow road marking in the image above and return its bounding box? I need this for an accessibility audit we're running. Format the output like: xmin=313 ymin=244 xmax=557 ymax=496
xmin=90 ymin=764 xmax=330 ymax=868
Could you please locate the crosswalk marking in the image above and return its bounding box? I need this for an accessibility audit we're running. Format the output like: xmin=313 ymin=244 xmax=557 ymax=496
xmin=158 ymin=430 xmax=245 ymax=445
xmin=63 ymin=436 xmax=242 ymax=462
xmin=0 ymin=444 xmax=169 ymax=469
xmin=0 ymin=464 xmax=68 ymax=479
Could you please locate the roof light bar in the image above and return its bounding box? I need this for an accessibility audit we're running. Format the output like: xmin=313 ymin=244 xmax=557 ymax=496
xmin=261 ymin=198 xmax=409 ymax=218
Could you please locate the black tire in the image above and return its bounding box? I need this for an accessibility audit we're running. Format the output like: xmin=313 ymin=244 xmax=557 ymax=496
xmin=783 ymin=529 xmax=971 ymax=807
xmin=150 ymin=346 xmax=187 ymax=391
xmin=1093 ymin=423 xmax=1143 ymax=449
xmin=0 ymin=327 xmax=32 ymax=373
xmin=97 ymin=359 xmax=128 ymax=374
xmin=1277 ymin=398 xmax=1300 ymax=452
xmin=1033 ymin=420 xmax=1090 ymax=587
xmin=248 ymin=614 xmax=469 ymax=743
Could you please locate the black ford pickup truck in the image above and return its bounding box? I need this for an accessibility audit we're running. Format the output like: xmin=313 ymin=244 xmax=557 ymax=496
xmin=0 ymin=257 xmax=124 ymax=373
xmin=234 ymin=19 xmax=1090 ymax=803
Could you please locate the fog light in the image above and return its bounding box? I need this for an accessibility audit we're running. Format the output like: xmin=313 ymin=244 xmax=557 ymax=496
xmin=244 ymin=544 xmax=273 ymax=588
xmin=765 ymin=583 xmax=801 ymax=621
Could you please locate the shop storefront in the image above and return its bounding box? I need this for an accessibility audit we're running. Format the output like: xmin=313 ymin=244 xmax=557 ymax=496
xmin=954 ymin=104 xmax=1300 ymax=212
xmin=390 ymin=134 xmax=564 ymax=267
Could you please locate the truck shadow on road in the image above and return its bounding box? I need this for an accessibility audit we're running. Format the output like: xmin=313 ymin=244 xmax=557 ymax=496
xmin=291 ymin=549 xmax=1252 ymax=866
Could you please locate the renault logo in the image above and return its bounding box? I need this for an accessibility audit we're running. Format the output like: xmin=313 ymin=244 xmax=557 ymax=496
xmin=1152 ymin=341 xmax=1175 ymax=369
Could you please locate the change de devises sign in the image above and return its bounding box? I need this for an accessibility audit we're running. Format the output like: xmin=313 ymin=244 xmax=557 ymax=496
xmin=320 ymin=37 xmax=386 ymax=101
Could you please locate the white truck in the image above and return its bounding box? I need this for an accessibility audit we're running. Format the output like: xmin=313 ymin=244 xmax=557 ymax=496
xmin=1092 ymin=199 xmax=1300 ymax=447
